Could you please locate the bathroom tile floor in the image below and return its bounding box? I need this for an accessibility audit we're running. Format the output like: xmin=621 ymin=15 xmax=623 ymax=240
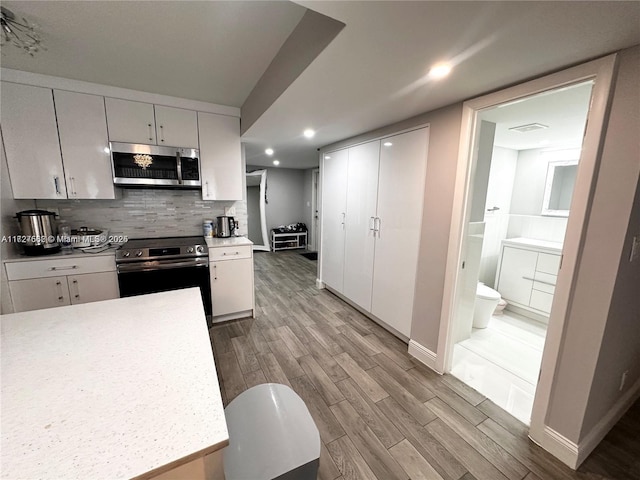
xmin=451 ymin=311 xmax=548 ymax=425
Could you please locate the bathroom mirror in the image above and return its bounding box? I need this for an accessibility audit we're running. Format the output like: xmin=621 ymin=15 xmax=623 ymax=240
xmin=246 ymin=169 xmax=270 ymax=251
xmin=541 ymin=160 xmax=578 ymax=217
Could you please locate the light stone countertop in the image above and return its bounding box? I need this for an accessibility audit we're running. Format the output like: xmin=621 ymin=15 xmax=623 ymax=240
xmin=2 ymin=245 xmax=120 ymax=263
xmin=502 ymin=237 xmax=563 ymax=253
xmin=1 ymin=288 xmax=228 ymax=480
xmin=205 ymin=236 xmax=253 ymax=248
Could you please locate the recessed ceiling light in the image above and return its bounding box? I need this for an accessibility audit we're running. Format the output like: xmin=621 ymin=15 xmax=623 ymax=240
xmin=265 ymin=148 xmax=274 ymax=156
xmin=103 ymin=147 xmax=111 ymax=154
xmin=429 ymin=63 xmax=452 ymax=79
xmin=383 ymin=142 xmax=393 ymax=147
xmin=273 ymin=160 xmax=280 ymax=166
xmin=324 ymin=155 xmax=331 ymax=160
xmin=303 ymin=129 xmax=315 ymax=138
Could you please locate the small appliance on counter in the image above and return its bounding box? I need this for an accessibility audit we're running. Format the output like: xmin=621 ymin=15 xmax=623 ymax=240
xmin=15 ymin=210 xmax=60 ymax=256
xmin=70 ymin=227 xmax=109 ymax=248
xmin=216 ymin=216 xmax=236 ymax=238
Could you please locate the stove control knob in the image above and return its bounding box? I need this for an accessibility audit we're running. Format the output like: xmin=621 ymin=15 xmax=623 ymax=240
xmin=123 ymin=251 xmax=130 ymax=258
xmin=187 ymin=247 xmax=194 ymax=253
xmin=196 ymin=246 xmax=204 ymax=253
xmin=136 ymin=251 xmax=143 ymax=257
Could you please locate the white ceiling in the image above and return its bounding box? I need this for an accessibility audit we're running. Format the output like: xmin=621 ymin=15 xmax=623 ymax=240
xmin=2 ymin=1 xmax=639 ymax=169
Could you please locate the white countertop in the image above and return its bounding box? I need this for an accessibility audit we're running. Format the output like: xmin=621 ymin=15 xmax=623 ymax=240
xmin=502 ymin=237 xmax=563 ymax=253
xmin=205 ymin=236 xmax=253 ymax=248
xmin=1 ymin=288 xmax=228 ymax=480
xmin=3 ymin=245 xmax=119 ymax=263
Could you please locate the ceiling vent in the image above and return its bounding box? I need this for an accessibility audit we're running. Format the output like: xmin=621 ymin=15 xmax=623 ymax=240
xmin=508 ymin=123 xmax=549 ymax=133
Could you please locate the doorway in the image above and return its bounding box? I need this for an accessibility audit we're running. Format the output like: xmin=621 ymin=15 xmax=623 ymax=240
xmin=435 ymin=55 xmax=617 ymax=445
xmin=310 ymin=168 xmax=320 ymax=251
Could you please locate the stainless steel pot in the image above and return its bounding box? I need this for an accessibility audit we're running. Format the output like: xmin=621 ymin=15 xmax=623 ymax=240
xmin=15 ymin=210 xmax=60 ymax=255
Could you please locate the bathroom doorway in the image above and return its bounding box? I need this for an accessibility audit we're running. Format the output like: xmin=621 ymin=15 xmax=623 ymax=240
xmin=436 ymin=56 xmax=617 ymax=435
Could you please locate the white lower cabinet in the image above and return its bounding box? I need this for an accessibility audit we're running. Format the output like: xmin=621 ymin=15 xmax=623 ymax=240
xmin=320 ymin=126 xmax=430 ymax=338
xmin=210 ymin=258 xmax=254 ymax=318
xmin=5 ymin=255 xmax=119 ymax=313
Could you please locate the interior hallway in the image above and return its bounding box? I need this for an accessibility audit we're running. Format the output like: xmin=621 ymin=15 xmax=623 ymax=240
xmin=209 ymin=250 xmax=639 ymax=480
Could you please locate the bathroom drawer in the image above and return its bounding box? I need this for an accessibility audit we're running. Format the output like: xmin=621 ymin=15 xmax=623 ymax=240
xmin=208 ymin=245 xmax=252 ymax=261
xmin=5 ymin=255 xmax=116 ymax=281
xmin=533 ymin=281 xmax=555 ymax=295
xmin=533 ymin=271 xmax=557 ymax=286
xmin=536 ymin=253 xmax=561 ymax=275
xmin=530 ymin=289 xmax=554 ymax=314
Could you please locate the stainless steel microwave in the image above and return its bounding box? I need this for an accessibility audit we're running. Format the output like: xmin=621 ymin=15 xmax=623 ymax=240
xmin=110 ymin=142 xmax=201 ymax=188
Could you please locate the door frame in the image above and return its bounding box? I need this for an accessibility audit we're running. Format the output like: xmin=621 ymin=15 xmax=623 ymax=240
xmin=435 ymin=54 xmax=617 ymax=455
xmin=310 ymin=168 xmax=320 ymax=251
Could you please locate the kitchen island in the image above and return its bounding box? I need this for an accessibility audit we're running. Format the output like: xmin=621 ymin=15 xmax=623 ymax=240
xmin=1 ymin=288 xmax=228 ymax=480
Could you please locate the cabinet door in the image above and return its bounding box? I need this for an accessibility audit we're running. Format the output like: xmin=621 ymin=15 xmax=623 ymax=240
xmin=105 ymin=97 xmax=156 ymax=144
xmin=371 ymin=128 xmax=429 ymax=337
xmin=155 ymin=105 xmax=198 ymax=148
xmin=9 ymin=277 xmax=71 ymax=312
xmin=320 ymin=149 xmax=349 ymax=293
xmin=1 ymin=82 xmax=67 ymax=199
xmin=497 ymin=246 xmax=538 ymax=306
xmin=210 ymin=258 xmax=254 ymax=317
xmin=198 ymin=112 xmax=242 ymax=200
xmin=54 ymin=90 xmax=116 ymax=199
xmin=343 ymin=141 xmax=380 ymax=311
xmin=68 ymin=272 xmax=120 ymax=305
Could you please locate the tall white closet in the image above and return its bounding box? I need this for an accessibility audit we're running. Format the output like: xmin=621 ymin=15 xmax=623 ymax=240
xmin=320 ymin=126 xmax=429 ymax=338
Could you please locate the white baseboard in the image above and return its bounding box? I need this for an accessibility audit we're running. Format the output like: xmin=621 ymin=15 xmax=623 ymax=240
xmin=537 ymin=374 xmax=640 ymax=469
xmin=408 ymin=340 xmax=441 ymax=374
xmin=315 ymin=278 xmax=325 ymax=289
xmin=575 ymin=375 xmax=640 ymax=467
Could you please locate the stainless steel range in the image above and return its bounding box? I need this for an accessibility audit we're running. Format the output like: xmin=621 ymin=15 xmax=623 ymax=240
xmin=116 ymin=236 xmax=211 ymax=315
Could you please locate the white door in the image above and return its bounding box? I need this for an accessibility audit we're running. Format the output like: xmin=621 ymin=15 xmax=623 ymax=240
xmin=1 ymin=82 xmax=67 ymax=199
xmin=68 ymin=272 xmax=120 ymax=305
xmin=154 ymin=105 xmax=199 ymax=148
xmin=371 ymin=128 xmax=429 ymax=337
xmin=105 ymin=97 xmax=156 ymax=144
xmin=211 ymin=258 xmax=254 ymax=316
xmin=54 ymin=90 xmax=116 ymax=200
xmin=343 ymin=140 xmax=380 ymax=311
xmin=9 ymin=277 xmax=71 ymax=312
xmin=198 ymin=112 xmax=243 ymax=201
xmin=320 ymin=149 xmax=349 ymax=293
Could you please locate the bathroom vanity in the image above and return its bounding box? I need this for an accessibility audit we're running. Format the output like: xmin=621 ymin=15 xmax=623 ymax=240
xmin=495 ymin=237 xmax=562 ymax=322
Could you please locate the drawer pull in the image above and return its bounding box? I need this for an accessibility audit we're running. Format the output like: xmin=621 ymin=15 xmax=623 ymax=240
xmin=522 ymin=276 xmax=556 ymax=286
xmin=222 ymin=251 xmax=240 ymax=256
xmin=50 ymin=265 xmax=78 ymax=271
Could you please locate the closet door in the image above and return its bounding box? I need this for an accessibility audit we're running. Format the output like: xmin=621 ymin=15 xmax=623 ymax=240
xmin=343 ymin=141 xmax=380 ymax=311
xmin=320 ymin=149 xmax=348 ymax=292
xmin=371 ymin=127 xmax=429 ymax=337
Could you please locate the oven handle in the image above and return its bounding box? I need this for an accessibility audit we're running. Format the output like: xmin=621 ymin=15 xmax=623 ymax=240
xmin=117 ymin=259 xmax=209 ymax=273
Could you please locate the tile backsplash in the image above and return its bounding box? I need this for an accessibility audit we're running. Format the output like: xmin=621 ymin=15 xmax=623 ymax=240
xmin=37 ymin=188 xmax=247 ymax=239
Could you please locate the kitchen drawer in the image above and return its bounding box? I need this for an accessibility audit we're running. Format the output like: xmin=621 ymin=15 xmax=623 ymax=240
xmin=208 ymin=245 xmax=252 ymax=261
xmin=536 ymin=252 xmax=561 ymax=275
xmin=530 ymin=289 xmax=554 ymax=314
xmin=5 ymin=255 xmax=116 ymax=281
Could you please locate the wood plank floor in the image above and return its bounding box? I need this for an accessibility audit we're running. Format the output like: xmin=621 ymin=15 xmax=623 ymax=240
xmin=209 ymin=251 xmax=640 ymax=480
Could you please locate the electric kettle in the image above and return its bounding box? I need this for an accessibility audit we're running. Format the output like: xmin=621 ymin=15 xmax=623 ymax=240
xmin=216 ymin=216 xmax=236 ymax=238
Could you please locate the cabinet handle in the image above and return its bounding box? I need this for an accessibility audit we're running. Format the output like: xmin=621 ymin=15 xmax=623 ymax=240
xmin=49 ymin=265 xmax=78 ymax=271
xmin=522 ymin=276 xmax=556 ymax=286
xmin=54 ymin=176 xmax=61 ymax=195
xmin=374 ymin=217 xmax=381 ymax=237
xmin=205 ymin=181 xmax=211 ymax=198
xmin=55 ymin=281 xmax=64 ymax=301
xmin=159 ymin=125 xmax=165 ymax=142
xmin=369 ymin=216 xmax=375 ymax=232
xmin=214 ymin=264 xmax=217 ymax=280
xmin=341 ymin=212 xmax=345 ymax=229
xmin=221 ymin=251 xmax=240 ymax=256
xmin=72 ymin=279 xmax=80 ymax=299
xmin=148 ymin=123 xmax=153 ymax=141
xmin=70 ymin=177 xmax=77 ymax=196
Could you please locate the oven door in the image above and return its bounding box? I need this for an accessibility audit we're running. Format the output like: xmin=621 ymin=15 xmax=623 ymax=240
xmin=117 ymin=261 xmax=211 ymax=315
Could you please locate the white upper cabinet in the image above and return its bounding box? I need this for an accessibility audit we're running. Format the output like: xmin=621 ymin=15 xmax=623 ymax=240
xmin=1 ymin=82 xmax=67 ymax=199
xmin=54 ymin=90 xmax=116 ymax=199
xmin=198 ymin=112 xmax=242 ymax=201
xmin=371 ymin=128 xmax=429 ymax=337
xmin=154 ymin=105 xmax=198 ymax=148
xmin=343 ymin=141 xmax=380 ymax=311
xmin=105 ymin=98 xmax=199 ymax=148
xmin=320 ymin=148 xmax=349 ymax=293
xmin=104 ymin=97 xmax=157 ymax=144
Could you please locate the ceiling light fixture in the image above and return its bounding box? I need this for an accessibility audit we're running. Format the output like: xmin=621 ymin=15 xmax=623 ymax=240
xmin=265 ymin=148 xmax=274 ymax=156
xmin=1 ymin=6 xmax=44 ymax=56
xmin=303 ymin=129 xmax=315 ymax=139
xmin=429 ymin=63 xmax=452 ymax=79
xmin=273 ymin=160 xmax=280 ymax=166
xmin=383 ymin=142 xmax=393 ymax=147
xmin=509 ymin=123 xmax=549 ymax=133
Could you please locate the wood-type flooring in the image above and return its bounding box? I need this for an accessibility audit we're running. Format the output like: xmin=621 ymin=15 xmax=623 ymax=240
xmin=209 ymin=251 xmax=640 ymax=480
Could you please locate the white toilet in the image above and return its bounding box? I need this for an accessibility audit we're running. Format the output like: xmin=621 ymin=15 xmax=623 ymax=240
xmin=473 ymin=283 xmax=502 ymax=329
